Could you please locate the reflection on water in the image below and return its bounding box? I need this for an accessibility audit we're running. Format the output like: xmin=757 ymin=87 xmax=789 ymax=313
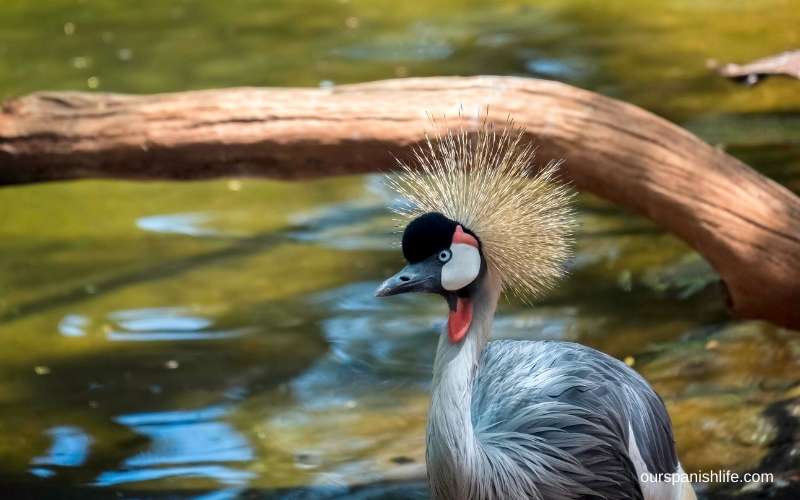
xmin=30 ymin=426 xmax=92 ymax=478
xmin=58 ymin=314 xmax=90 ymax=337
xmin=290 ymin=282 xmax=439 ymax=411
xmin=112 ymin=308 xmax=213 ymax=332
xmin=289 ymin=201 xmax=393 ymax=252
xmin=1 ymin=0 xmax=800 ymax=498
xmin=2 ymin=164 xmax=798 ymax=498
xmin=137 ymin=213 xmax=220 ymax=238
xmin=1 ymin=174 xmax=797 ymax=498
xmin=524 ymin=57 xmax=585 ymax=79
xmin=96 ymin=406 xmax=254 ymax=487
xmin=107 ymin=308 xmax=253 ymax=342
xmin=288 ymin=177 xmax=397 ymax=252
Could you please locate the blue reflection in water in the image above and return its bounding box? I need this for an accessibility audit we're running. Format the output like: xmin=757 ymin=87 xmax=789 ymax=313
xmin=136 ymin=212 xmax=218 ymax=237
xmin=289 ymin=282 xmax=438 ymax=410
xmin=58 ymin=314 xmax=89 ymax=337
xmin=95 ymin=405 xmax=254 ymax=487
xmin=524 ymin=58 xmax=584 ymax=79
xmin=289 ymin=202 xmax=393 ymax=251
xmin=106 ymin=330 xmax=249 ymax=342
xmin=191 ymin=487 xmax=247 ymax=500
xmin=29 ymin=426 xmax=92 ymax=477
xmin=114 ymin=310 xmax=212 ymax=332
xmin=288 ymin=176 xmax=396 ymax=252
xmin=106 ymin=308 xmax=253 ymax=342
xmin=96 ymin=465 xmax=252 ymax=486
xmin=29 ymin=468 xmax=56 ymax=478
xmin=294 ymin=281 xmax=575 ymax=412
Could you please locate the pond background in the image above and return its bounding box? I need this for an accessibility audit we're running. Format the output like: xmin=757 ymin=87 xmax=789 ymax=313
xmin=1 ymin=0 xmax=799 ymax=498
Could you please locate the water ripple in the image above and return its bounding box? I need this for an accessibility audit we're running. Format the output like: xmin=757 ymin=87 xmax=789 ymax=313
xmin=96 ymin=406 xmax=254 ymax=487
xmin=106 ymin=307 xmax=253 ymax=342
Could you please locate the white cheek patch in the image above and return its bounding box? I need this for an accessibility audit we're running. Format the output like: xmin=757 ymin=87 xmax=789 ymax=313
xmin=441 ymin=243 xmax=481 ymax=291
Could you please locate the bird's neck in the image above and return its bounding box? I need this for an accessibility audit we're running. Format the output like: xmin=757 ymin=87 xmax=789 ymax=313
xmin=427 ymin=270 xmax=501 ymax=492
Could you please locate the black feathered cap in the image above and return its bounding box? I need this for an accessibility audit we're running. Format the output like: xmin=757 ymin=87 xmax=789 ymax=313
xmin=401 ymin=212 xmax=480 ymax=263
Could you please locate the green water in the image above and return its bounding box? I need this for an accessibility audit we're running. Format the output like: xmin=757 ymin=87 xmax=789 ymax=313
xmin=1 ymin=1 xmax=799 ymax=497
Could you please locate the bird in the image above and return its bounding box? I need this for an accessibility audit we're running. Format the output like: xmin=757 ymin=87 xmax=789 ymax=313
xmin=375 ymin=122 xmax=697 ymax=500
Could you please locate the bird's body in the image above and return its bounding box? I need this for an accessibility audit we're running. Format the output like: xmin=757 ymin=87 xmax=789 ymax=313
xmin=376 ymin=121 xmax=696 ymax=499
xmin=426 ymin=272 xmax=695 ymax=499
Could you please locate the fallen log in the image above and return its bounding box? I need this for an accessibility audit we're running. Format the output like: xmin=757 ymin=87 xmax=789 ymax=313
xmin=1 ymin=76 xmax=799 ymax=329
xmin=709 ymin=49 xmax=800 ymax=85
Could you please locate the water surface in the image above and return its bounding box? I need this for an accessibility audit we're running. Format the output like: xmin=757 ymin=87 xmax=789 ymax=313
xmin=1 ymin=0 xmax=799 ymax=497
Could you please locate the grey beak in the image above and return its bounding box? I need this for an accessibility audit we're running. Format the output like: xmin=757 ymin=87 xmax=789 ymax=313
xmin=375 ymin=260 xmax=440 ymax=297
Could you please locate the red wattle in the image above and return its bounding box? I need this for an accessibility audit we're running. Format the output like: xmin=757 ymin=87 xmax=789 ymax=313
xmin=447 ymin=297 xmax=473 ymax=343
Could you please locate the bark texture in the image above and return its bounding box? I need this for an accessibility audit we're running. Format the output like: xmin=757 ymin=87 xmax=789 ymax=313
xmin=1 ymin=76 xmax=799 ymax=329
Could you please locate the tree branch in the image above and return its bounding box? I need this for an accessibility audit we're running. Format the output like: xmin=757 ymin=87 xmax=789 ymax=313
xmin=2 ymin=76 xmax=799 ymax=329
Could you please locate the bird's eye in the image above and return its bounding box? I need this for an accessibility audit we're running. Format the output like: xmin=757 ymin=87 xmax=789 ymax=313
xmin=437 ymin=249 xmax=452 ymax=263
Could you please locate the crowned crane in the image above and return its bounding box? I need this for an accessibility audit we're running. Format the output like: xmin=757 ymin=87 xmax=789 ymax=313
xmin=375 ymin=124 xmax=696 ymax=500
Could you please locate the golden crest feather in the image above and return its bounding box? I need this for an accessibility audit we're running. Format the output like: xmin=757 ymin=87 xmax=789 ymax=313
xmin=387 ymin=120 xmax=576 ymax=300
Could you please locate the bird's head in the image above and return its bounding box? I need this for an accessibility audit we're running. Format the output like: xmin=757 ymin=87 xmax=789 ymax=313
xmin=374 ymin=120 xmax=576 ymax=345
xmin=375 ymin=212 xmax=485 ymax=343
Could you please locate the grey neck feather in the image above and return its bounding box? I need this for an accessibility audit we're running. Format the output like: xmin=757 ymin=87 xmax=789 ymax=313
xmin=427 ymin=270 xmax=501 ymax=498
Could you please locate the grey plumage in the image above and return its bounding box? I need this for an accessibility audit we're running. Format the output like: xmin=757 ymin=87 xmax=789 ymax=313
xmin=472 ymin=340 xmax=675 ymax=499
xmin=422 ymin=273 xmax=692 ymax=500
